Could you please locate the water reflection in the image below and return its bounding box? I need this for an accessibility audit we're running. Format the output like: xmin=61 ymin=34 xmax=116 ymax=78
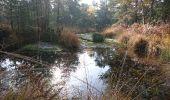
xmin=51 ymin=50 xmax=109 ymax=96
xmin=0 ymin=48 xmax=169 ymax=99
xmin=0 ymin=48 xmax=110 ymax=97
xmin=101 ymin=53 xmax=169 ymax=99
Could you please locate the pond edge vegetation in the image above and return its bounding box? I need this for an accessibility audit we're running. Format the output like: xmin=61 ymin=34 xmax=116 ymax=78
xmin=103 ymin=23 xmax=170 ymax=62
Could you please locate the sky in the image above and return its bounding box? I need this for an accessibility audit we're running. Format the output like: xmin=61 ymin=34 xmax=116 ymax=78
xmin=80 ymin=0 xmax=100 ymax=5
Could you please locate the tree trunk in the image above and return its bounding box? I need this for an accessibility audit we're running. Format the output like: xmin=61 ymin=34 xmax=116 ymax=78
xmin=134 ymin=0 xmax=138 ymax=23
xmin=141 ymin=0 xmax=145 ymax=24
xmin=149 ymin=0 xmax=155 ymax=23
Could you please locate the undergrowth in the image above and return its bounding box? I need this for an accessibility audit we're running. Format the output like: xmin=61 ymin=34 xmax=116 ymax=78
xmin=104 ymin=23 xmax=170 ymax=61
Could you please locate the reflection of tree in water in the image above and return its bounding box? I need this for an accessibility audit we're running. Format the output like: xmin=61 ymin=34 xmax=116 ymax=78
xmin=0 ymin=51 xmax=79 ymax=92
xmin=101 ymin=53 xmax=169 ymax=99
xmin=91 ymin=48 xmax=116 ymax=68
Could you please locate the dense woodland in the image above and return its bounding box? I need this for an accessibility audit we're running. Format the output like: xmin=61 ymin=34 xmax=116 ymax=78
xmin=1 ymin=0 xmax=169 ymax=28
xmin=0 ymin=0 xmax=169 ymax=47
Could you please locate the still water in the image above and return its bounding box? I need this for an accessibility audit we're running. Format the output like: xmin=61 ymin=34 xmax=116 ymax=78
xmin=51 ymin=49 xmax=110 ymax=96
xmin=0 ymin=47 xmax=169 ymax=99
xmin=0 ymin=48 xmax=111 ymax=96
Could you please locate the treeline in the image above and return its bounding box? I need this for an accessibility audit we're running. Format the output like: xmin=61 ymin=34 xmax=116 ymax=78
xmin=0 ymin=0 xmax=170 ymax=45
xmin=1 ymin=0 xmax=170 ymax=31
xmin=0 ymin=0 xmax=98 ymax=47
xmin=0 ymin=0 xmax=98 ymax=31
xmin=103 ymin=0 xmax=170 ymax=25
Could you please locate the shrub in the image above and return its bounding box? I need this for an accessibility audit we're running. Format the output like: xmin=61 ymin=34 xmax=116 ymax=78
xmin=59 ymin=29 xmax=80 ymax=49
xmin=92 ymin=33 xmax=104 ymax=43
xmin=127 ymin=34 xmax=149 ymax=57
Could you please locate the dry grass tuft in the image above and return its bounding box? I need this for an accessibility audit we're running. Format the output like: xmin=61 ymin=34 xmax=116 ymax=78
xmin=159 ymin=24 xmax=170 ymax=35
xmin=148 ymin=34 xmax=162 ymax=56
xmin=59 ymin=28 xmax=80 ymax=49
xmin=134 ymin=38 xmax=149 ymax=57
xmin=162 ymin=34 xmax=170 ymax=46
xmin=1 ymin=74 xmax=61 ymax=100
xmin=117 ymin=32 xmax=132 ymax=45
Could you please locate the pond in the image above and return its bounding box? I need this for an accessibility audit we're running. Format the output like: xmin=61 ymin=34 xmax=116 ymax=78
xmin=0 ymin=48 xmax=112 ymax=97
xmin=0 ymin=45 xmax=170 ymax=99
